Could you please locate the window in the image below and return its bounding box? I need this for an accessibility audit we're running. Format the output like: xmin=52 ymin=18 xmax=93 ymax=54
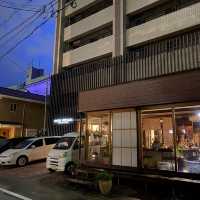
xmin=142 ymin=105 xmax=200 ymax=174
xmin=45 ymin=137 xmax=60 ymax=145
xmin=10 ymin=103 xmax=17 ymax=112
xmin=175 ymin=107 xmax=200 ymax=174
xmin=53 ymin=137 xmax=75 ymax=150
xmin=30 ymin=139 xmax=43 ymax=148
xmin=142 ymin=109 xmax=175 ymax=171
xmin=87 ymin=111 xmax=111 ymax=165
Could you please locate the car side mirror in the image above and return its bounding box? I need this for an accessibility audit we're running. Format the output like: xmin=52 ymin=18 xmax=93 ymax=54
xmin=73 ymin=143 xmax=79 ymax=150
xmin=31 ymin=145 xmax=36 ymax=149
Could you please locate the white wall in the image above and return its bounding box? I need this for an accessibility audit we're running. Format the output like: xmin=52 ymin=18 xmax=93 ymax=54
xmin=62 ymin=35 xmax=113 ymax=67
xmin=64 ymin=6 xmax=113 ymax=41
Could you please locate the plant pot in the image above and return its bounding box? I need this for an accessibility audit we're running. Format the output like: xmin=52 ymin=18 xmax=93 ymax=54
xmin=98 ymin=180 xmax=112 ymax=195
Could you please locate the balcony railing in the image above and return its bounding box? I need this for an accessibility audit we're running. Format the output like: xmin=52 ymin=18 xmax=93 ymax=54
xmin=127 ymin=2 xmax=200 ymax=47
xmin=62 ymin=35 xmax=113 ymax=67
xmin=64 ymin=6 xmax=113 ymax=41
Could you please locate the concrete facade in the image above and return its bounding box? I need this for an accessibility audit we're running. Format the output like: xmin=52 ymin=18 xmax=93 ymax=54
xmin=54 ymin=0 xmax=200 ymax=71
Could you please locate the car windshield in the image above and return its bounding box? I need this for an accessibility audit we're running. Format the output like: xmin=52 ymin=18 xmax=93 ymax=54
xmin=14 ymin=139 xmax=34 ymax=149
xmin=53 ymin=137 xmax=75 ymax=150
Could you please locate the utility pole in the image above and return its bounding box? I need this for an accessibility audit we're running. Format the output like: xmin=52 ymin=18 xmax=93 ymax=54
xmin=21 ymin=103 xmax=26 ymax=137
xmin=43 ymin=77 xmax=48 ymax=136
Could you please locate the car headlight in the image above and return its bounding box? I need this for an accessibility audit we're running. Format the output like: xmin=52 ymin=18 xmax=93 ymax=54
xmin=6 ymin=154 xmax=13 ymax=160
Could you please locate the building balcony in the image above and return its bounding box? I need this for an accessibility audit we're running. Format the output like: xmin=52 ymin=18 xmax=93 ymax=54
xmin=64 ymin=6 xmax=113 ymax=41
xmin=126 ymin=2 xmax=200 ymax=47
xmin=62 ymin=35 xmax=113 ymax=67
xmin=126 ymin=0 xmax=160 ymax=14
xmin=65 ymin=0 xmax=95 ymax=16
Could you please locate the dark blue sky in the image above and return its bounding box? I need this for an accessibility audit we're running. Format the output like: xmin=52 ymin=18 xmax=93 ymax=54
xmin=0 ymin=0 xmax=55 ymax=87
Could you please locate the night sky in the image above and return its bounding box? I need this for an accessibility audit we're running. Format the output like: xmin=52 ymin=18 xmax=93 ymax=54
xmin=0 ymin=0 xmax=55 ymax=87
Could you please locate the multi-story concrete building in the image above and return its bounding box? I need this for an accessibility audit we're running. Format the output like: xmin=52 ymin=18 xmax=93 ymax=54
xmin=49 ymin=0 xmax=200 ymax=178
xmin=54 ymin=0 xmax=200 ymax=71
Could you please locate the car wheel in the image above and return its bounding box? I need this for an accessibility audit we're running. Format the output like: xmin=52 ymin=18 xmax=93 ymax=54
xmin=48 ymin=168 xmax=55 ymax=173
xmin=17 ymin=156 xmax=28 ymax=167
xmin=65 ymin=162 xmax=76 ymax=176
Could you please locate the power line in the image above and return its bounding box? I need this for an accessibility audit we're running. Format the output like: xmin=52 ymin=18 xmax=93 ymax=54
xmin=0 ymin=1 xmax=57 ymax=41
xmin=5 ymin=55 xmax=27 ymax=73
xmin=0 ymin=11 xmax=44 ymax=47
xmin=0 ymin=3 xmax=41 ymax=12
xmin=0 ymin=17 xmax=53 ymax=61
xmin=0 ymin=0 xmax=76 ymax=61
xmin=0 ymin=0 xmax=35 ymax=28
xmin=0 ymin=11 xmax=42 ymax=41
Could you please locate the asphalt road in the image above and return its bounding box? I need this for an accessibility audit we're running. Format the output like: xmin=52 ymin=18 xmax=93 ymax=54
xmin=0 ymin=193 xmax=19 ymax=200
xmin=0 ymin=162 xmax=140 ymax=200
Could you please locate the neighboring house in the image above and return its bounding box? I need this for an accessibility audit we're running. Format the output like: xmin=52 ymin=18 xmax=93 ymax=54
xmin=0 ymin=87 xmax=45 ymax=138
xmin=49 ymin=0 xmax=200 ymax=177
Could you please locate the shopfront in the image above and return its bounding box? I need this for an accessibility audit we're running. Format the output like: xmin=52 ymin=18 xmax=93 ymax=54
xmin=79 ymin=70 xmax=200 ymax=176
xmin=82 ymin=104 xmax=200 ymax=175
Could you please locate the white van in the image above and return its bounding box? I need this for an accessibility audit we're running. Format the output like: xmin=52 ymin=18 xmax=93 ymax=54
xmin=46 ymin=132 xmax=85 ymax=173
xmin=0 ymin=136 xmax=61 ymax=167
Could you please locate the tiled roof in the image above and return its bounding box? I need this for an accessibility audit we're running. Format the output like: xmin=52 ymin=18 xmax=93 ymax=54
xmin=0 ymin=87 xmax=45 ymax=103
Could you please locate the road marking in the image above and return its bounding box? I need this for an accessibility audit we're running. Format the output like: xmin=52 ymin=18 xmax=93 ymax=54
xmin=0 ymin=187 xmax=32 ymax=200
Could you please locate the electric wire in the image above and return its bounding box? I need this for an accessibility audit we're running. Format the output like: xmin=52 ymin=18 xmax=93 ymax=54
xmin=0 ymin=11 xmax=44 ymax=47
xmin=0 ymin=0 xmax=39 ymax=9
xmin=0 ymin=4 xmax=41 ymax=13
xmin=0 ymin=0 xmax=57 ymax=41
xmin=0 ymin=0 xmax=76 ymax=61
xmin=0 ymin=0 xmax=36 ymax=28
xmin=5 ymin=55 xmax=27 ymax=73
xmin=0 ymin=11 xmax=42 ymax=41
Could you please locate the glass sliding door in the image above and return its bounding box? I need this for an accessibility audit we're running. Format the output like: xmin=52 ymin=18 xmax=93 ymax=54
xmin=142 ymin=109 xmax=175 ymax=171
xmin=175 ymin=107 xmax=200 ymax=174
xmin=87 ymin=111 xmax=111 ymax=165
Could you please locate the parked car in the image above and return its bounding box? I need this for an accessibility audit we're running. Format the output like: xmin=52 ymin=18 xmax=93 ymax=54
xmin=0 ymin=136 xmax=61 ymax=167
xmin=0 ymin=137 xmax=32 ymax=154
xmin=0 ymin=136 xmax=6 ymax=145
xmin=46 ymin=132 xmax=85 ymax=174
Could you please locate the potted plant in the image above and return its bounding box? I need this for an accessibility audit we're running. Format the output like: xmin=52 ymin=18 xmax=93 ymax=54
xmin=96 ymin=170 xmax=113 ymax=195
